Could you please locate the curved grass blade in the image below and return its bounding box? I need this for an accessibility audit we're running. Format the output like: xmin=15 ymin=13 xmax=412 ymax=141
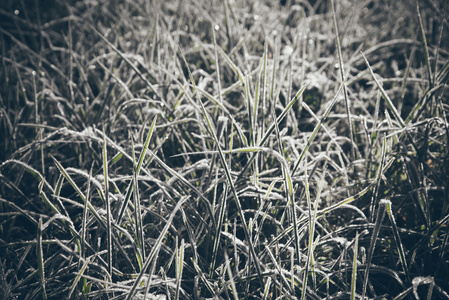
xmin=1 ymin=159 xmax=54 ymax=192
xmin=216 ymin=44 xmax=245 ymax=85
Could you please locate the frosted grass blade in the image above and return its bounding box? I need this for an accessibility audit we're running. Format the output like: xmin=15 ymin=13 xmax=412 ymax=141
xmin=384 ymin=200 xmax=411 ymax=285
xmin=68 ymin=257 xmax=90 ymax=298
xmin=331 ymin=0 xmax=355 ymax=160
xmin=362 ymin=199 xmax=388 ymax=299
xmin=37 ymin=217 xmax=47 ymax=300
xmin=175 ymin=239 xmax=185 ymax=300
xmin=102 ymin=129 xmax=113 ymax=276
xmin=117 ymin=116 xmax=157 ymax=224
xmin=351 ymin=232 xmax=359 ymax=300
xmin=361 ymin=52 xmax=406 ymax=128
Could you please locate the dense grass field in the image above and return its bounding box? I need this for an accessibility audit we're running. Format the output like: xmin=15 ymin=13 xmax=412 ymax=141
xmin=1 ymin=0 xmax=449 ymax=299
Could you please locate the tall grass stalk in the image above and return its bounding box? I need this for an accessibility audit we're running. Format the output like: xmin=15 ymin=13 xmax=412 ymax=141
xmin=331 ymin=0 xmax=355 ymax=161
xmin=102 ymin=128 xmax=113 ymax=277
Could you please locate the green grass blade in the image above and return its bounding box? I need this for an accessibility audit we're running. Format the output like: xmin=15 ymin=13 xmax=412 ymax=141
xmin=265 ymin=245 xmax=293 ymax=294
xmin=238 ymin=84 xmax=308 ymax=180
xmin=213 ymin=25 xmax=224 ymax=105
xmin=192 ymin=256 xmax=217 ymax=298
xmin=262 ymin=276 xmax=272 ymax=300
xmin=384 ymin=200 xmax=411 ymax=285
xmin=136 ymin=116 xmax=158 ymax=177
xmin=131 ymin=134 xmax=146 ymax=265
xmin=245 ymin=74 xmax=254 ymax=146
xmin=209 ymin=184 xmax=228 ymax=277
xmin=224 ymin=250 xmax=239 ymax=300
xmin=68 ymin=257 xmax=90 ymax=299
xmin=38 ymin=180 xmax=60 ymax=215
xmin=116 ymin=117 xmax=157 ymax=225
xmin=216 ymin=43 xmax=245 ymax=85
xmin=271 ymin=94 xmax=301 ymax=275
xmin=81 ymin=167 xmax=92 ymax=267
xmin=175 ymin=238 xmax=185 ymax=300
xmin=362 ymin=199 xmax=388 ymax=299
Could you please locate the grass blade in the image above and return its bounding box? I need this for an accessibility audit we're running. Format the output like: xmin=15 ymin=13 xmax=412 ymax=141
xmin=117 ymin=117 xmax=157 ymax=225
xmin=175 ymin=239 xmax=185 ymax=300
xmin=224 ymin=250 xmax=239 ymax=300
xmin=331 ymin=0 xmax=356 ymax=161
xmin=351 ymin=232 xmax=359 ymax=300
xmin=68 ymin=257 xmax=90 ymax=299
xmin=361 ymin=51 xmax=406 ymax=128
xmin=384 ymin=200 xmax=411 ymax=286
xmin=51 ymin=155 xmax=104 ymax=225
xmin=209 ymin=184 xmax=228 ymax=277
xmin=91 ymin=26 xmax=165 ymax=104
xmin=301 ymin=157 xmax=313 ymax=300
xmin=369 ymin=134 xmax=387 ymax=221
xmin=102 ymin=128 xmax=113 ymax=277
xmin=362 ymin=199 xmax=388 ymax=299
xmin=416 ymin=1 xmax=433 ymax=88
xmin=37 ymin=217 xmax=47 ymax=300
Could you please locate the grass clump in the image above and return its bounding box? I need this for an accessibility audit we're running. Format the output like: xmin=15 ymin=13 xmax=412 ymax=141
xmin=1 ymin=0 xmax=448 ymax=299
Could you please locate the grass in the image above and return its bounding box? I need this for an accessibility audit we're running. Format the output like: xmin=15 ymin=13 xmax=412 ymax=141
xmin=1 ymin=0 xmax=449 ymax=299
